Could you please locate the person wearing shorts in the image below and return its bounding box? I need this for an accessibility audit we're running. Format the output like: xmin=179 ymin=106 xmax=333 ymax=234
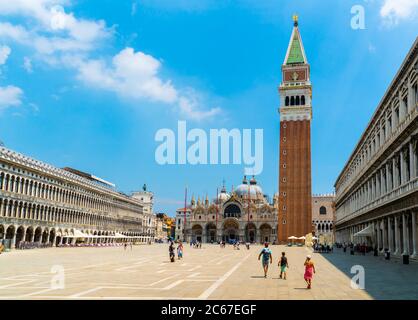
xmin=304 ymin=255 xmax=316 ymax=289
xmin=258 ymin=243 xmax=272 ymax=278
xmin=279 ymin=252 xmax=289 ymax=280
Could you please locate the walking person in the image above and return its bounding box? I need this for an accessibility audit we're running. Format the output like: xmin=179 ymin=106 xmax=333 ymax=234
xmin=169 ymin=241 xmax=175 ymax=262
xmin=177 ymin=241 xmax=183 ymax=260
xmin=279 ymin=252 xmax=289 ymax=280
xmin=258 ymin=242 xmax=272 ymax=278
xmin=304 ymin=255 xmax=316 ymax=289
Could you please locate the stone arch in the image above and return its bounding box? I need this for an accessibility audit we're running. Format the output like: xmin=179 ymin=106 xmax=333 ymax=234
xmin=15 ymin=225 xmax=25 ymax=247
xmin=48 ymin=229 xmax=56 ymax=245
xmin=259 ymin=223 xmax=273 ymax=243
xmin=245 ymin=222 xmax=257 ymax=242
xmin=191 ymin=224 xmax=203 ymax=242
xmin=0 ymin=224 xmax=5 ymax=239
xmin=5 ymin=225 xmax=15 ymax=245
xmin=25 ymin=226 xmax=34 ymax=242
xmin=205 ymin=222 xmax=217 ymax=242
xmin=223 ymin=203 xmax=241 ymax=218
xmin=222 ymin=218 xmax=239 ymax=242
xmin=34 ymin=226 xmax=43 ymax=242
xmin=42 ymin=228 xmax=49 ymax=243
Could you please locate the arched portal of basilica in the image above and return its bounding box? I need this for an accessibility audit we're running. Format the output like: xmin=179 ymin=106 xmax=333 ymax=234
xmin=222 ymin=219 xmax=239 ymax=242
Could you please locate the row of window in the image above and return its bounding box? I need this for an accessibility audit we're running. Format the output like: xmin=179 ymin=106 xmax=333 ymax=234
xmin=285 ymin=95 xmax=306 ymax=106
xmin=0 ymin=198 xmax=142 ymax=232
xmin=0 ymin=171 xmax=142 ymax=214
xmin=338 ymin=79 xmax=417 ymax=193
xmin=340 ymin=144 xmax=417 ymax=215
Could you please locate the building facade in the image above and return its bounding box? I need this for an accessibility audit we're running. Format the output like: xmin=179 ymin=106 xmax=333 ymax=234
xmin=175 ymin=177 xmax=278 ymax=243
xmin=0 ymin=147 xmax=154 ymax=249
xmin=335 ymin=38 xmax=418 ymax=257
xmin=312 ymin=194 xmax=336 ymax=244
xmin=131 ymin=189 xmax=156 ymax=241
xmin=155 ymin=213 xmax=170 ymax=241
xmin=278 ymin=16 xmax=313 ymax=243
xmin=175 ymin=207 xmax=191 ymax=241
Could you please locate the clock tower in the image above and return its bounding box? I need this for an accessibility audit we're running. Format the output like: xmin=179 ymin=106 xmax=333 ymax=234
xmin=277 ymin=16 xmax=313 ymax=243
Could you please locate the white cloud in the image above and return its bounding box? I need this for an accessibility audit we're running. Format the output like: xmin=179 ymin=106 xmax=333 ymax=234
xmin=74 ymin=47 xmax=220 ymax=120
xmin=0 ymin=1 xmax=221 ymax=120
xmin=0 ymin=1 xmax=111 ymax=56
xmin=178 ymin=93 xmax=221 ymax=121
xmin=0 ymin=44 xmax=10 ymax=65
xmin=380 ymin=0 xmax=418 ymax=25
xmin=0 ymin=85 xmax=23 ymax=110
xmin=23 ymin=56 xmax=33 ymax=72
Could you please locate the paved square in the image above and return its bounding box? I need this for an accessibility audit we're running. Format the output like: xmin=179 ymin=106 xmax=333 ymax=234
xmin=0 ymin=244 xmax=417 ymax=299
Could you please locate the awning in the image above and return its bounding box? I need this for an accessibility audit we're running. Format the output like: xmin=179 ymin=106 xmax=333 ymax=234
xmin=353 ymin=225 xmax=373 ymax=237
xmin=115 ymin=232 xmax=130 ymax=238
xmin=64 ymin=229 xmax=91 ymax=238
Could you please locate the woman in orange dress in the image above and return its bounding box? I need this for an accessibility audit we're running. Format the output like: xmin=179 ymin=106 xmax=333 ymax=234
xmin=304 ymin=255 xmax=316 ymax=289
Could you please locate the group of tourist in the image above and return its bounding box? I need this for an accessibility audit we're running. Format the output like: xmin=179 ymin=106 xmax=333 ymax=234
xmin=335 ymin=242 xmax=373 ymax=255
xmin=190 ymin=241 xmax=202 ymax=249
xmin=258 ymin=243 xmax=316 ymax=289
xmin=313 ymin=243 xmax=333 ymax=253
xmin=15 ymin=241 xmax=52 ymax=250
xmin=169 ymin=241 xmax=183 ymax=262
xmin=168 ymin=240 xmax=317 ymax=289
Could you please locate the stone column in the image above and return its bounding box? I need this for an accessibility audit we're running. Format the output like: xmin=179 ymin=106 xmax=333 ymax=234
xmin=411 ymin=210 xmax=417 ymax=258
xmin=377 ymin=220 xmax=382 ymax=250
xmin=393 ymin=157 xmax=398 ymax=189
xmin=400 ymin=150 xmax=406 ymax=185
xmin=11 ymin=233 xmax=17 ymax=249
xmin=381 ymin=169 xmax=385 ymax=195
xmin=408 ymin=81 xmax=414 ymax=113
xmin=410 ymin=141 xmax=416 ymax=179
xmin=394 ymin=216 xmax=400 ymax=255
xmin=382 ymin=219 xmax=387 ymax=252
xmin=21 ymin=228 xmax=26 ymax=245
xmin=402 ymin=213 xmax=409 ymax=256
xmin=388 ymin=216 xmax=393 ymax=253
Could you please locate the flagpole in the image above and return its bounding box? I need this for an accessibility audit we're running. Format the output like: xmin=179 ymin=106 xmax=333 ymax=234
xmin=216 ymin=187 xmax=218 ymax=242
xmin=183 ymin=186 xmax=187 ymax=242
xmin=247 ymin=178 xmax=250 ymax=243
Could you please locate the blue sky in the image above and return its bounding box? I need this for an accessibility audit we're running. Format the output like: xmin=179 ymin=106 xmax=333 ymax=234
xmin=0 ymin=0 xmax=418 ymax=215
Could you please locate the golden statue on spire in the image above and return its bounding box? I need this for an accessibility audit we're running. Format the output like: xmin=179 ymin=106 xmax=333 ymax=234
xmin=293 ymin=14 xmax=298 ymax=26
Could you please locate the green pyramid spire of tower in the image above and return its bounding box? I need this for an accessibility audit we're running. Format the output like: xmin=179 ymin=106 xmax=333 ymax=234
xmin=285 ymin=15 xmax=307 ymax=65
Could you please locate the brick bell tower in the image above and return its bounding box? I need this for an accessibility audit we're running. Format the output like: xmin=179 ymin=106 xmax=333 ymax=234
xmin=277 ymin=16 xmax=312 ymax=243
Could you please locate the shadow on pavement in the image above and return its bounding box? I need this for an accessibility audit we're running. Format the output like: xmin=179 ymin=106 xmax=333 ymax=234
xmin=319 ymin=248 xmax=418 ymax=300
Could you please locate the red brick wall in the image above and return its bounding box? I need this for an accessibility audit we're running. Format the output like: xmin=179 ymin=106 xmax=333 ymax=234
xmin=277 ymin=120 xmax=312 ymax=243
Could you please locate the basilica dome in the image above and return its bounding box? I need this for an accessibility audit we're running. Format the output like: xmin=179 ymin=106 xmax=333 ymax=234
xmin=214 ymin=185 xmax=230 ymax=203
xmin=235 ymin=176 xmax=264 ymax=199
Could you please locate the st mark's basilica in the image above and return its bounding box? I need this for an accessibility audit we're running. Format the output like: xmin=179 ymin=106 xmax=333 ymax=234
xmin=175 ymin=176 xmax=279 ymax=244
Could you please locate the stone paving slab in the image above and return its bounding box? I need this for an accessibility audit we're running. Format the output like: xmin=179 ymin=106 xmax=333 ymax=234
xmin=0 ymin=244 xmax=417 ymax=299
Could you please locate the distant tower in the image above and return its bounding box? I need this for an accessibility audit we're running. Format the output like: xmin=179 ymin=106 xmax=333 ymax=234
xmin=277 ymin=16 xmax=313 ymax=243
